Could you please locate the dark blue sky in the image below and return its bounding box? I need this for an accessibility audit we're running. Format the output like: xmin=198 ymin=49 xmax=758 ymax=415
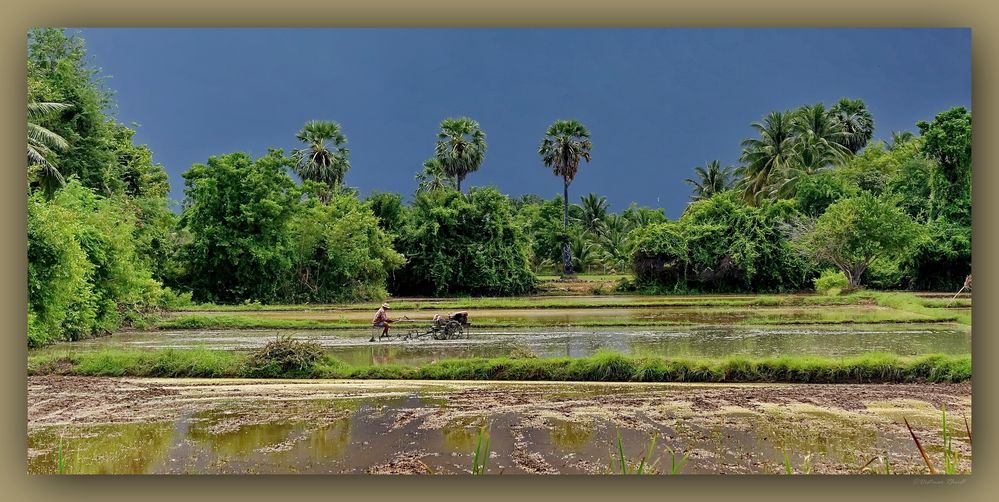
xmin=76 ymin=28 xmax=970 ymax=218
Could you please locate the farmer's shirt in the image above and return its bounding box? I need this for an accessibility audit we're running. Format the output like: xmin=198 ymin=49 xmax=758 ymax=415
xmin=373 ymin=307 xmax=388 ymax=325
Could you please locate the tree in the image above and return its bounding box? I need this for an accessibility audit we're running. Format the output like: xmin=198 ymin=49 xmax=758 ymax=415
xmin=888 ymin=130 xmax=914 ymax=151
xmin=829 ymin=98 xmax=875 ymax=154
xmin=793 ymin=194 xmax=921 ymax=287
xmin=434 ymin=117 xmax=486 ymax=192
xmin=178 ymin=150 xmax=299 ymax=303
xmin=792 ymin=103 xmax=851 ymax=174
xmin=415 ymin=157 xmax=456 ymax=194
xmin=738 ymin=111 xmax=797 ymax=204
xmin=577 ymin=193 xmax=608 ymax=235
xmin=27 ymin=101 xmax=71 ymax=192
xmin=539 ymin=119 xmax=593 ymax=276
xmin=292 ymin=120 xmax=350 ymax=203
xmin=391 ymin=188 xmax=536 ymax=296
xmin=684 ymin=160 xmax=733 ymax=201
xmin=917 ymin=107 xmax=971 ymax=225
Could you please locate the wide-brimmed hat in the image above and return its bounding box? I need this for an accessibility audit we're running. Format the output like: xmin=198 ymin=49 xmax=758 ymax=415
xmin=381 ymin=302 xmax=390 ymax=309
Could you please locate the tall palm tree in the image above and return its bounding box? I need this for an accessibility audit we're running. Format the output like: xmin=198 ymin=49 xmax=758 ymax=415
xmin=415 ymin=157 xmax=456 ymax=194
xmin=888 ymin=130 xmax=915 ymax=151
xmin=684 ymin=160 xmax=734 ymax=201
xmin=829 ymin=98 xmax=874 ymax=154
xmin=27 ymin=101 xmax=70 ymax=191
xmin=577 ymin=193 xmax=608 ymax=235
xmin=738 ymin=111 xmax=797 ymax=205
xmin=292 ymin=120 xmax=350 ymax=203
xmin=434 ymin=117 xmax=486 ymax=192
xmin=792 ymin=103 xmax=851 ymax=173
xmin=539 ymin=119 xmax=593 ymax=276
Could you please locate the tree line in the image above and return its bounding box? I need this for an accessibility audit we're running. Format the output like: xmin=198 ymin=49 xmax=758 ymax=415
xmin=26 ymin=29 xmax=971 ymax=348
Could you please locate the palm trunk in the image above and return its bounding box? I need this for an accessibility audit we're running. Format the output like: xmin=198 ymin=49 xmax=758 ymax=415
xmin=456 ymin=176 xmax=461 ymax=193
xmin=562 ymin=177 xmax=573 ymax=276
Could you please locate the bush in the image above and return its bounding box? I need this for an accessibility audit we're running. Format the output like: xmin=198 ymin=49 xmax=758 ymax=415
xmin=246 ymin=336 xmax=325 ymax=378
xmin=391 ymin=187 xmax=537 ymax=296
xmin=813 ymin=269 xmax=850 ymax=296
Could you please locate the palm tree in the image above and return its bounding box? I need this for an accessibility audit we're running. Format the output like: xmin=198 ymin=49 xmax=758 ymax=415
xmin=568 ymin=229 xmax=600 ymax=274
xmin=539 ymin=120 xmax=593 ymax=276
xmin=684 ymin=160 xmax=734 ymax=201
xmin=292 ymin=120 xmax=350 ymax=203
xmin=792 ymin=103 xmax=851 ymax=173
xmin=738 ymin=111 xmax=797 ymax=205
xmin=435 ymin=117 xmax=486 ymax=192
xmin=415 ymin=157 xmax=456 ymax=194
xmin=27 ymin=101 xmax=70 ymax=191
xmin=829 ymin=98 xmax=874 ymax=154
xmin=889 ymin=130 xmax=915 ymax=150
xmin=577 ymin=193 xmax=608 ymax=235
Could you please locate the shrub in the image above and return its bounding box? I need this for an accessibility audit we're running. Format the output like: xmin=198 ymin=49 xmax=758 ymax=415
xmin=814 ymin=269 xmax=850 ymax=296
xmin=246 ymin=336 xmax=325 ymax=377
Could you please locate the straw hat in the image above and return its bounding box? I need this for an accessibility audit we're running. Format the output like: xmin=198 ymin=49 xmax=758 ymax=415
xmin=381 ymin=302 xmax=390 ymax=309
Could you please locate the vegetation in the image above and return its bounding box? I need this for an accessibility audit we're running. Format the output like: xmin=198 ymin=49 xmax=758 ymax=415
xmin=30 ymin=350 xmax=971 ymax=383
xmin=25 ymin=29 xmax=972 ymax=348
xmin=246 ymin=336 xmax=326 ymax=378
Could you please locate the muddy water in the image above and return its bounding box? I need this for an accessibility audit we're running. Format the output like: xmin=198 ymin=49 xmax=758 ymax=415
xmin=37 ymin=324 xmax=970 ymax=367
xmin=27 ymin=377 xmax=972 ymax=475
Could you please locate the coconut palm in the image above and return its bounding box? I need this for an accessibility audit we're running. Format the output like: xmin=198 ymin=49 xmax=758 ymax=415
xmin=829 ymin=98 xmax=875 ymax=154
xmin=577 ymin=193 xmax=608 ymax=235
xmin=889 ymin=130 xmax=915 ymax=151
xmin=766 ymin=103 xmax=854 ymax=199
xmin=684 ymin=160 xmax=734 ymax=201
xmin=415 ymin=157 xmax=456 ymax=194
xmin=568 ymin=229 xmax=600 ymax=274
xmin=292 ymin=120 xmax=350 ymax=203
xmin=27 ymin=101 xmax=71 ymax=191
xmin=539 ymin=120 xmax=593 ymax=276
xmin=434 ymin=117 xmax=486 ymax=192
xmin=738 ymin=111 xmax=797 ymax=205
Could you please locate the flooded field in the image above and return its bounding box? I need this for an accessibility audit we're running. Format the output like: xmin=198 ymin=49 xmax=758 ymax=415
xmin=27 ymin=376 xmax=971 ymax=475
xmin=37 ymin=324 xmax=970 ymax=367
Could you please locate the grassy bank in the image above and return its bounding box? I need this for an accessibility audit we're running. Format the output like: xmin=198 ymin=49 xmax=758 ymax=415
xmin=29 ymin=349 xmax=971 ymax=383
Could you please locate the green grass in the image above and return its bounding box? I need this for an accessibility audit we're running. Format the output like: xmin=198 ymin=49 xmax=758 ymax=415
xmin=29 ymin=349 xmax=971 ymax=383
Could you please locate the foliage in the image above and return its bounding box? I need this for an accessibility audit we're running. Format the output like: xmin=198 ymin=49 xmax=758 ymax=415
xmin=364 ymin=191 xmax=407 ymax=236
xmin=177 ymin=150 xmax=299 ymax=303
xmin=794 ymin=194 xmax=921 ymax=287
xmin=685 ymin=160 xmax=734 ymax=201
xmin=813 ymin=269 xmax=849 ymax=296
xmin=246 ymin=336 xmax=325 ymax=378
xmin=292 ymin=120 xmax=350 ymax=202
xmin=415 ymin=157 xmax=457 ymax=195
xmin=918 ymin=107 xmax=971 ymax=226
xmin=793 ymin=169 xmax=858 ymax=217
xmin=28 ymin=181 xmax=157 ymax=346
xmin=901 ymin=219 xmax=971 ymax=291
xmin=435 ymin=117 xmax=487 ymax=192
xmin=391 ymin=187 xmax=536 ymax=296
xmin=631 ymin=222 xmax=688 ymax=290
xmin=285 ymin=189 xmax=404 ymax=302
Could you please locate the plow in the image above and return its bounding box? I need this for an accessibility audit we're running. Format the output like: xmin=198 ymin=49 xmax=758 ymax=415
xmin=372 ymin=311 xmax=471 ymax=342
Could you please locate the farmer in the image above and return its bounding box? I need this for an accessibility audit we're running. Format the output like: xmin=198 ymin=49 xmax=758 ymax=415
xmin=370 ymin=302 xmax=393 ymax=342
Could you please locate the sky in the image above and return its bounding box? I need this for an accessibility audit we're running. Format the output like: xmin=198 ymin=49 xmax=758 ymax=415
xmin=75 ymin=28 xmax=971 ymax=218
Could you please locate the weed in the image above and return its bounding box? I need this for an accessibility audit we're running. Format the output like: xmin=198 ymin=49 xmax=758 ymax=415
xmin=471 ymin=423 xmax=491 ymax=475
xmin=610 ymin=430 xmax=662 ymax=475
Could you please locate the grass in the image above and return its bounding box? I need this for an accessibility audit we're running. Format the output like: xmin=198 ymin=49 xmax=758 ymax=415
xmin=29 ymin=349 xmax=971 ymax=383
xmin=610 ymin=430 xmax=660 ymax=475
xmin=471 ymin=423 xmax=491 ymax=475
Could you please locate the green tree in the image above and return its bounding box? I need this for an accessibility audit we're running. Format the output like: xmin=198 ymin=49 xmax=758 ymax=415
xmin=917 ymin=107 xmax=971 ymax=225
xmin=888 ymin=130 xmax=915 ymax=150
xmin=415 ymin=157 xmax=457 ymax=194
xmin=365 ymin=191 xmax=407 ymax=236
xmin=292 ymin=120 xmax=350 ymax=203
xmin=391 ymin=188 xmax=536 ymax=296
xmin=738 ymin=111 xmax=797 ymax=204
xmin=792 ymin=103 xmax=851 ymax=174
xmin=684 ymin=160 xmax=734 ymax=201
xmin=27 ymin=101 xmax=71 ymax=192
xmin=286 ymin=188 xmax=404 ymax=302
xmin=793 ymin=169 xmax=859 ymax=217
xmin=829 ymin=98 xmax=875 ymax=154
xmin=178 ymin=150 xmax=299 ymax=303
xmin=793 ymin=194 xmax=921 ymax=287
xmin=539 ymin=119 xmax=593 ymax=276
xmin=435 ymin=117 xmax=487 ymax=192
xmin=577 ymin=193 xmax=608 ymax=235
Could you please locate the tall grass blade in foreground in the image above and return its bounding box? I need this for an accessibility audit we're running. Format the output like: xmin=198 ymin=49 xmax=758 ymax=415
xmin=610 ymin=429 xmax=663 ymax=475
xmin=904 ymin=417 xmax=937 ymax=474
xmin=471 ymin=423 xmax=491 ymax=475
xmin=57 ymin=435 xmax=65 ymax=475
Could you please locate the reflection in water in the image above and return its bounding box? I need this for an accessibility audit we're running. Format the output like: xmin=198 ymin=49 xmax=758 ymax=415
xmin=28 ymin=422 xmax=174 ymax=474
xmin=440 ymin=416 xmax=487 ymax=451
xmin=549 ymin=419 xmax=594 ymax=451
